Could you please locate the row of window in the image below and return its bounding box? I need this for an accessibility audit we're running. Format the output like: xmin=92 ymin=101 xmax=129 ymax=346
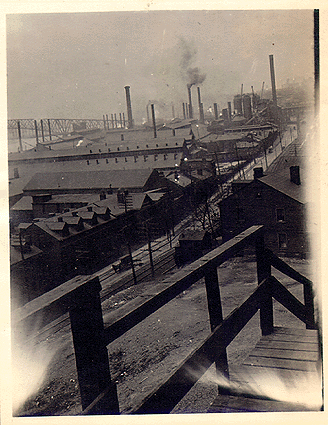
xmin=88 ymin=142 xmax=180 ymax=154
xmin=86 ymin=153 xmax=179 ymax=165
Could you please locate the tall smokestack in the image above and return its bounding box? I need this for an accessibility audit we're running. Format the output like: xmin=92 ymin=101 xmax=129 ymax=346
xmin=187 ymin=85 xmax=193 ymax=119
xmin=182 ymin=103 xmax=186 ymax=120
xmin=17 ymin=120 xmax=22 ymax=152
xmin=227 ymin=102 xmax=232 ymax=122
xmin=151 ymin=104 xmax=157 ymax=138
xmin=124 ymin=85 xmax=134 ymax=129
xmin=213 ymin=103 xmax=219 ymax=120
xmin=197 ymin=87 xmax=204 ymax=124
xmin=146 ymin=104 xmax=150 ymax=123
xmin=269 ymin=55 xmax=278 ymax=108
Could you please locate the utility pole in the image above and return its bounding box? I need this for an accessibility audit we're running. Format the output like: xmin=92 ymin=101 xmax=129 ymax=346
xmin=124 ymin=191 xmax=137 ymax=285
xmin=146 ymin=222 xmax=155 ymax=278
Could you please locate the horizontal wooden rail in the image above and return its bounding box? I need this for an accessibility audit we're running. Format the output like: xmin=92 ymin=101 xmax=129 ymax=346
xmin=133 ymin=278 xmax=271 ymax=414
xmin=103 ymin=225 xmax=263 ymax=345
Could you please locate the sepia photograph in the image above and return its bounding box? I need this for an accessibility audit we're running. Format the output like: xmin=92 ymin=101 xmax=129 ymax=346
xmin=2 ymin=3 xmax=326 ymax=424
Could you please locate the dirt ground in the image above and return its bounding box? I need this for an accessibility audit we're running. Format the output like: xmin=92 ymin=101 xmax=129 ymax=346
xmin=14 ymin=256 xmax=316 ymax=417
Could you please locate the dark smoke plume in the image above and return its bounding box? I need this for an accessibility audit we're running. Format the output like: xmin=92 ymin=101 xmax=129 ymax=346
xmin=187 ymin=67 xmax=206 ymax=87
xmin=178 ymin=38 xmax=206 ymax=87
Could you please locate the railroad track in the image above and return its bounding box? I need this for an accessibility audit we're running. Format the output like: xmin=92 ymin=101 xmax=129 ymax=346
xmin=27 ymin=248 xmax=176 ymax=343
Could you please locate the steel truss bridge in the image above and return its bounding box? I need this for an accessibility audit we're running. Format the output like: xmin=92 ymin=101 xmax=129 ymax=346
xmin=8 ymin=117 xmax=127 ymax=140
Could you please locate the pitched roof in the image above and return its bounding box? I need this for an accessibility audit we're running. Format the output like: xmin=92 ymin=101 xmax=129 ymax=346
xmin=10 ymin=196 xmax=33 ymax=211
xmin=259 ymin=167 xmax=307 ymax=204
xmin=23 ymin=169 xmax=156 ymax=193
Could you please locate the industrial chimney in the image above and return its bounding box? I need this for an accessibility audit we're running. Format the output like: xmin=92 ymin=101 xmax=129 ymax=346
xmin=269 ymin=55 xmax=278 ymax=108
xmin=290 ymin=166 xmax=301 ymax=185
xmin=151 ymin=104 xmax=157 ymax=138
xmin=213 ymin=103 xmax=219 ymax=120
xmin=187 ymin=85 xmax=193 ymax=119
xmin=197 ymin=87 xmax=205 ymax=124
xmin=124 ymin=86 xmax=134 ymax=129
xmin=227 ymin=102 xmax=232 ymax=122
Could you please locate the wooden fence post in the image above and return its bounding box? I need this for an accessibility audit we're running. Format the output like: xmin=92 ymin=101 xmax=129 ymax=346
xmin=69 ymin=276 xmax=119 ymax=414
xmin=204 ymin=264 xmax=229 ymax=381
xmin=304 ymin=283 xmax=316 ymax=329
xmin=255 ymin=231 xmax=274 ymax=335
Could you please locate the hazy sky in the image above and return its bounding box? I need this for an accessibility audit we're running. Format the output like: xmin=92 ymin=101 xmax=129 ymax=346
xmin=7 ymin=10 xmax=315 ymax=123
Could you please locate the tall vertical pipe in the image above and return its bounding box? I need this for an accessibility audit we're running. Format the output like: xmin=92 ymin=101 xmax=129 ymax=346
xmin=122 ymin=113 xmax=126 ymax=128
xmin=269 ymin=55 xmax=277 ymax=108
xmin=124 ymin=85 xmax=134 ymax=129
xmin=172 ymin=104 xmax=175 ymax=119
xmin=34 ymin=120 xmax=39 ymax=145
xmin=227 ymin=102 xmax=232 ymax=122
xmin=146 ymin=104 xmax=150 ymax=123
xmin=214 ymin=103 xmax=219 ymax=120
xmin=197 ymin=87 xmax=204 ymax=124
xmin=114 ymin=113 xmax=118 ymax=128
xmin=48 ymin=119 xmax=52 ymax=141
xmin=119 ymin=113 xmax=122 ymax=128
xmin=111 ymin=114 xmax=114 ymax=129
xmin=103 ymin=115 xmax=106 ymax=130
xmin=40 ymin=119 xmax=45 ymax=143
xmin=187 ymin=85 xmax=193 ymax=119
xmin=151 ymin=104 xmax=157 ymax=138
xmin=17 ymin=120 xmax=22 ymax=152
xmin=182 ymin=103 xmax=186 ymax=120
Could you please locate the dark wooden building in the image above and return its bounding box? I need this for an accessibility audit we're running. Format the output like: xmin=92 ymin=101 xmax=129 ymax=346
xmin=219 ymin=166 xmax=309 ymax=257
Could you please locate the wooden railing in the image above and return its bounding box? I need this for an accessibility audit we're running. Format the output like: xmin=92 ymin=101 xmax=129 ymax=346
xmin=13 ymin=225 xmax=316 ymax=415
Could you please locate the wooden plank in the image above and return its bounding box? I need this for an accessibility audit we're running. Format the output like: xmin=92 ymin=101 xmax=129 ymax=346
xmin=266 ymin=249 xmax=312 ymax=287
xmin=270 ymin=276 xmax=308 ymax=325
xmin=272 ymin=327 xmax=318 ymax=337
xmin=229 ymin=364 xmax=321 ymax=384
xmin=249 ymin=347 xmax=318 ymax=361
xmin=260 ymin=333 xmax=318 ymax=344
xmin=244 ymin=355 xmax=318 ymax=371
xmin=255 ymin=340 xmax=319 ymax=352
xmin=209 ymin=394 xmax=318 ymax=413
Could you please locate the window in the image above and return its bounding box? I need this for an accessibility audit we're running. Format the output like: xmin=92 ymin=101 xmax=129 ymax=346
xmin=108 ymin=148 xmax=111 ymax=152
xmin=144 ymin=155 xmax=148 ymax=162
xmin=174 ymin=153 xmax=178 ymax=160
xmin=154 ymin=154 xmax=158 ymax=161
xmin=146 ymin=144 xmax=149 ymax=148
xmin=256 ymin=191 xmax=262 ymax=199
xmin=276 ymin=208 xmax=285 ymax=222
xmin=278 ymin=233 xmax=287 ymax=249
xmin=125 ymin=157 xmax=128 ymax=162
xmin=96 ymin=159 xmax=99 ymax=164
xmin=117 ymin=147 xmax=120 ymax=151
xmin=106 ymin=159 xmax=109 ymax=164
xmin=134 ymin=156 xmax=138 ymax=163
xmin=115 ymin=158 xmax=118 ymax=163
xmin=164 ymin=154 xmax=167 ymax=161
xmin=87 ymin=160 xmax=90 ymax=165
xmin=90 ymin=150 xmax=92 ymax=153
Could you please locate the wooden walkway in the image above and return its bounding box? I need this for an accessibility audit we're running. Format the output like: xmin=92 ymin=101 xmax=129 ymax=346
xmin=209 ymin=327 xmax=322 ymax=413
